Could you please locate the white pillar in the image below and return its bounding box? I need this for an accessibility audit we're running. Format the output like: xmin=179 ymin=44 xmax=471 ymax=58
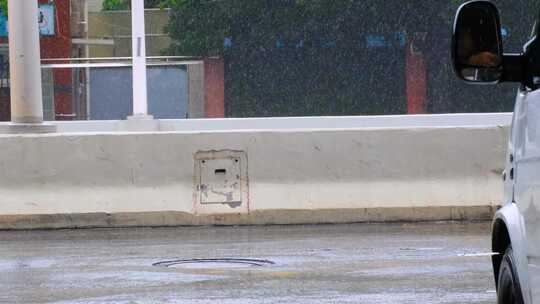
xmin=131 ymin=0 xmax=150 ymax=118
xmin=8 ymin=0 xmax=44 ymax=124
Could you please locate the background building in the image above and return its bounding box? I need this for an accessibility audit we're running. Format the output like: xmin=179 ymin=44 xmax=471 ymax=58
xmin=0 ymin=0 xmax=222 ymax=121
xmin=0 ymin=0 xmax=72 ymax=121
xmin=2 ymin=1 xmax=536 ymax=121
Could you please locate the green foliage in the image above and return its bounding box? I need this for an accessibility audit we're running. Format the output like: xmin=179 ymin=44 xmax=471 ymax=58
xmin=165 ymin=0 xmax=454 ymax=57
xmin=102 ymin=0 xmax=129 ymax=11
xmin=164 ymin=0 xmax=539 ymax=117
xmin=102 ymin=0 xmax=172 ymax=11
xmin=165 ymin=0 xmax=540 ymax=57
xmin=165 ymin=0 xmax=234 ymax=56
xmin=0 ymin=0 xmax=6 ymax=17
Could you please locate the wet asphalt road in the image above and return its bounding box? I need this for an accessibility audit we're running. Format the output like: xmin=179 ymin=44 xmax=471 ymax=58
xmin=0 ymin=222 xmax=496 ymax=304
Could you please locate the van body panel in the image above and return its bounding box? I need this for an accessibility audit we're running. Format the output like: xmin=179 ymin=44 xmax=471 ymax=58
xmin=513 ymin=87 xmax=540 ymax=304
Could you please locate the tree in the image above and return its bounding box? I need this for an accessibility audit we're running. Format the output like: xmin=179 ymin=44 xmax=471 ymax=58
xmin=0 ymin=0 xmax=6 ymax=17
xmin=166 ymin=0 xmax=416 ymax=116
xmin=165 ymin=1 xmax=388 ymax=56
xmin=165 ymin=0 xmax=540 ymax=117
xmin=102 ymin=0 xmax=173 ymax=11
xmin=165 ymin=0 xmax=234 ymax=56
xmin=102 ymin=0 xmax=129 ymax=11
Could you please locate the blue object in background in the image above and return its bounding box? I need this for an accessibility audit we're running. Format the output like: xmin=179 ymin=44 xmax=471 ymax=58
xmin=276 ymin=38 xmax=285 ymax=49
xmin=0 ymin=11 xmax=7 ymax=37
xmin=0 ymin=4 xmax=56 ymax=37
xmin=366 ymin=35 xmax=387 ymax=48
xmin=90 ymin=67 xmax=188 ymax=120
xmin=394 ymin=32 xmax=406 ymax=47
xmin=501 ymin=27 xmax=509 ymax=38
xmin=366 ymin=33 xmax=406 ymax=48
xmin=38 ymin=4 xmax=55 ymax=36
xmin=321 ymin=41 xmax=336 ymax=49
xmin=224 ymin=37 xmax=232 ymax=48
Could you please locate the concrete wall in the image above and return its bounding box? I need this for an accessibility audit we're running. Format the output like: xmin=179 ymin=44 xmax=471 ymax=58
xmin=0 ymin=114 xmax=511 ymax=229
xmin=187 ymin=63 xmax=205 ymax=118
xmin=41 ymin=69 xmax=55 ymax=121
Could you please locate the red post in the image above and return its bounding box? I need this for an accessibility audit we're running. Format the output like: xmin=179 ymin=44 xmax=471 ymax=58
xmin=405 ymin=41 xmax=427 ymax=114
xmin=204 ymin=57 xmax=225 ymax=118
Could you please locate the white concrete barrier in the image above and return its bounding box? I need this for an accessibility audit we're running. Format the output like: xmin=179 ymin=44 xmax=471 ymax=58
xmin=51 ymin=112 xmax=512 ymax=133
xmin=0 ymin=114 xmax=511 ymax=229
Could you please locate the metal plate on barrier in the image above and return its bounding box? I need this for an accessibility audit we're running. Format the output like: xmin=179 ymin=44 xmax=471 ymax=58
xmin=200 ymin=157 xmax=241 ymax=206
xmin=194 ymin=150 xmax=249 ymax=214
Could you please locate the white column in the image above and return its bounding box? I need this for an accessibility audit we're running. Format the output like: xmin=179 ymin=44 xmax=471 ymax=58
xmin=8 ymin=0 xmax=44 ymax=124
xmin=84 ymin=0 xmax=91 ymax=119
xmin=131 ymin=0 xmax=149 ymax=118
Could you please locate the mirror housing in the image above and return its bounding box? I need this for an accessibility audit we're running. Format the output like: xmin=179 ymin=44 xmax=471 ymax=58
xmin=452 ymin=1 xmax=504 ymax=83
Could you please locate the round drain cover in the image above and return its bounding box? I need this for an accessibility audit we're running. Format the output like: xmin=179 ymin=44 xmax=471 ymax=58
xmin=153 ymin=258 xmax=275 ymax=269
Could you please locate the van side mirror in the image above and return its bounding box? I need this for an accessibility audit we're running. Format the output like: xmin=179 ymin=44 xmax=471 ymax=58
xmin=452 ymin=1 xmax=503 ymax=83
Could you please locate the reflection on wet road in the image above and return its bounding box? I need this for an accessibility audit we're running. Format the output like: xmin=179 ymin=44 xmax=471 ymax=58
xmin=0 ymin=223 xmax=496 ymax=303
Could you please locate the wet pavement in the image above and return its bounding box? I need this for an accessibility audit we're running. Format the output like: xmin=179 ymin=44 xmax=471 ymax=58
xmin=0 ymin=222 xmax=496 ymax=304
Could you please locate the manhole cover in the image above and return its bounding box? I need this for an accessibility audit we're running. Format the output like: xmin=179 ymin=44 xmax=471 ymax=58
xmin=153 ymin=258 xmax=275 ymax=269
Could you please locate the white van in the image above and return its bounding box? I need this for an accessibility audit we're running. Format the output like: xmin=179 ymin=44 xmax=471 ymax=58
xmin=452 ymin=1 xmax=540 ymax=303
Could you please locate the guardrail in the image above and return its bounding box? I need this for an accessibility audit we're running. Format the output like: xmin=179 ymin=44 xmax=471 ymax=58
xmin=0 ymin=113 xmax=512 ymax=229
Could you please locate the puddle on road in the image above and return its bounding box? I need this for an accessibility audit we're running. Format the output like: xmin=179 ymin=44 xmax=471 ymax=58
xmin=457 ymin=252 xmax=498 ymax=257
xmin=153 ymin=258 xmax=275 ymax=270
